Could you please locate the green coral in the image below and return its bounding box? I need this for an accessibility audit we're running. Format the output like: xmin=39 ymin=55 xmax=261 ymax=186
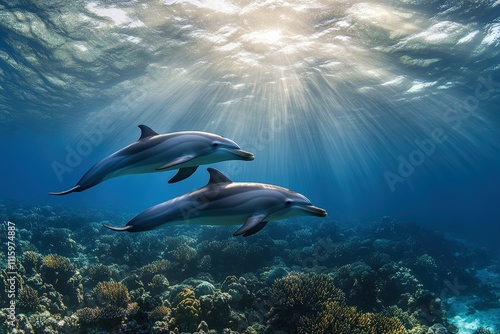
xmin=94 ymin=281 xmax=130 ymax=308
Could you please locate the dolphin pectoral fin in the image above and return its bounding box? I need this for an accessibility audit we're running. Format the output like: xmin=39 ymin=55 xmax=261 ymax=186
xmin=138 ymin=125 xmax=159 ymax=140
xmin=168 ymin=167 xmax=198 ymax=183
xmin=103 ymin=224 xmax=132 ymax=232
xmin=233 ymin=214 xmax=268 ymax=236
xmin=156 ymin=155 xmax=196 ymax=171
xmin=242 ymin=221 xmax=268 ymax=237
xmin=48 ymin=185 xmax=81 ymax=196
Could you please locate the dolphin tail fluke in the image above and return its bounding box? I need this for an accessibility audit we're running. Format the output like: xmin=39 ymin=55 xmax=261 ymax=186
xmin=48 ymin=185 xmax=81 ymax=196
xmin=103 ymin=224 xmax=132 ymax=232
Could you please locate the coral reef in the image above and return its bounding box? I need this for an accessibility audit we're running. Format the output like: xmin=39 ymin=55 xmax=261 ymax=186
xmin=1 ymin=202 xmax=497 ymax=334
xmin=149 ymin=305 xmax=172 ymax=321
xmin=18 ymin=286 xmax=41 ymax=312
xmin=172 ymin=288 xmax=202 ymax=332
xmin=334 ymin=261 xmax=378 ymax=310
xmin=269 ymin=272 xmax=409 ymax=334
xmin=94 ymin=281 xmax=130 ymax=308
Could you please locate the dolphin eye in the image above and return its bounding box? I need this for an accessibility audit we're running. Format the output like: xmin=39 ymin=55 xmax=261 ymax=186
xmin=285 ymin=200 xmax=292 ymax=206
xmin=212 ymin=142 xmax=219 ymax=148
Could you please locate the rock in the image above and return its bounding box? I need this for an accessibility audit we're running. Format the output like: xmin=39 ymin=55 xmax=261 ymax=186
xmin=427 ymin=323 xmax=448 ymax=334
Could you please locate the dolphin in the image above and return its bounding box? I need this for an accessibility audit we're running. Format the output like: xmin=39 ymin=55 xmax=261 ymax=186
xmin=104 ymin=168 xmax=327 ymax=236
xmin=49 ymin=125 xmax=254 ymax=195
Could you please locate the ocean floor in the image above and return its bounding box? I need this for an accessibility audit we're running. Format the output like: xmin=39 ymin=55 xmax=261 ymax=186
xmin=447 ymin=268 xmax=500 ymax=333
xmin=0 ymin=201 xmax=499 ymax=334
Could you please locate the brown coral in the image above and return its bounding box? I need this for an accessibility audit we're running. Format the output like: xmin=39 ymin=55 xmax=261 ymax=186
xmin=270 ymin=272 xmax=345 ymax=311
xmin=150 ymin=305 xmax=172 ymax=320
xmin=40 ymin=254 xmax=77 ymax=294
xmin=141 ymin=259 xmax=171 ymax=282
xmin=270 ymin=272 xmax=407 ymax=334
xmin=173 ymin=288 xmax=196 ymax=307
xmin=174 ymin=297 xmax=201 ymax=332
xmin=75 ymin=307 xmax=100 ymax=324
xmin=94 ymin=281 xmax=130 ymax=308
xmin=297 ymin=301 xmax=407 ymax=334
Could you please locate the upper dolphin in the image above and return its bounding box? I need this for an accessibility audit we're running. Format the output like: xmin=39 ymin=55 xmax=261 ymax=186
xmin=49 ymin=125 xmax=254 ymax=195
xmin=104 ymin=168 xmax=327 ymax=236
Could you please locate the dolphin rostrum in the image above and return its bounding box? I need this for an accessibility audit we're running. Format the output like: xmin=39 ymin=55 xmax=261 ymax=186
xmin=104 ymin=168 xmax=327 ymax=236
xmin=49 ymin=125 xmax=254 ymax=195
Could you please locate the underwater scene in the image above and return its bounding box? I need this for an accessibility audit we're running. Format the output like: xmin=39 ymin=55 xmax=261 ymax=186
xmin=1 ymin=0 xmax=500 ymax=333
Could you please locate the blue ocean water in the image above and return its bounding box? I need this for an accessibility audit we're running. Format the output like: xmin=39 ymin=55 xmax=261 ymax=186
xmin=1 ymin=0 xmax=500 ymax=332
xmin=1 ymin=0 xmax=499 ymax=251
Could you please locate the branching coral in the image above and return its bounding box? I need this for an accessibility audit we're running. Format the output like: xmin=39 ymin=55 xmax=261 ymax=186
xmin=150 ymin=305 xmax=172 ymax=321
xmin=381 ymin=306 xmax=419 ymax=330
xmin=148 ymin=274 xmax=170 ymax=294
xmin=270 ymin=272 xmax=408 ymax=334
xmin=22 ymin=251 xmax=41 ymax=273
xmin=18 ymin=286 xmax=40 ymax=312
xmin=87 ymin=264 xmax=113 ymax=285
xmin=297 ymin=299 xmax=408 ymax=334
xmin=40 ymin=254 xmax=77 ymax=295
xmin=173 ymin=244 xmax=197 ymax=263
xmin=75 ymin=307 xmax=100 ymax=324
xmin=198 ymin=255 xmax=212 ymax=271
xmin=41 ymin=254 xmax=75 ymax=273
xmin=94 ymin=281 xmax=130 ymax=308
xmin=141 ymin=259 xmax=171 ymax=282
xmin=270 ymin=272 xmax=344 ymax=313
xmin=334 ymin=261 xmax=378 ymax=310
xmin=37 ymin=228 xmax=81 ymax=256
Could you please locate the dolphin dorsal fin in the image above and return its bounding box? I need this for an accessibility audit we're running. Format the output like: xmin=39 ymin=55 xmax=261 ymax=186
xmin=138 ymin=125 xmax=159 ymax=140
xmin=207 ymin=168 xmax=233 ymax=185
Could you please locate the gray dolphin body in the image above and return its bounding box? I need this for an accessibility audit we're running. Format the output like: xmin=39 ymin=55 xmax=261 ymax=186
xmin=49 ymin=125 xmax=254 ymax=195
xmin=104 ymin=168 xmax=327 ymax=236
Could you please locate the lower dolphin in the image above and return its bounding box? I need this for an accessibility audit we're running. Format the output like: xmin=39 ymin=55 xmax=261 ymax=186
xmin=49 ymin=125 xmax=254 ymax=195
xmin=104 ymin=168 xmax=327 ymax=237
